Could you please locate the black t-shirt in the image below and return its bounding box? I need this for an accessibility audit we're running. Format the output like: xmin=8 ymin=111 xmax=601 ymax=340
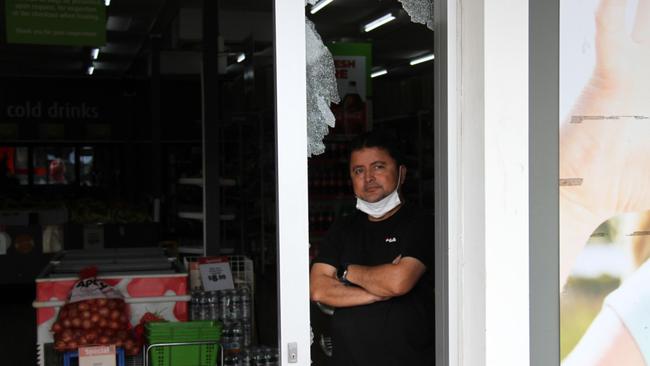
xmin=314 ymin=204 xmax=435 ymax=366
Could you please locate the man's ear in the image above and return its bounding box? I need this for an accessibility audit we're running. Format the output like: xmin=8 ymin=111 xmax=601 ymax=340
xmin=399 ymin=165 xmax=407 ymax=184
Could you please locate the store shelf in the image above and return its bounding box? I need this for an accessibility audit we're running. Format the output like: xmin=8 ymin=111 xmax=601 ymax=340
xmin=178 ymin=212 xmax=236 ymax=221
xmin=177 ymin=245 xmax=205 ymax=255
xmin=177 ymin=177 xmax=237 ymax=187
xmin=178 ymin=211 xmax=204 ymax=220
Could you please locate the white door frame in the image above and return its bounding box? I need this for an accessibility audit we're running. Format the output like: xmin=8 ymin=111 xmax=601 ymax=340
xmin=448 ymin=0 xmax=533 ymax=365
xmin=273 ymin=1 xmax=311 ymax=365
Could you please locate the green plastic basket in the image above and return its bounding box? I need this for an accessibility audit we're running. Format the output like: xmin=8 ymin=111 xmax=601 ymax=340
xmin=145 ymin=321 xmax=222 ymax=366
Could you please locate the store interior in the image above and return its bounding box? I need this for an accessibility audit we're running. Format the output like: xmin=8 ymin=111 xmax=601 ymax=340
xmin=0 ymin=0 xmax=434 ymax=364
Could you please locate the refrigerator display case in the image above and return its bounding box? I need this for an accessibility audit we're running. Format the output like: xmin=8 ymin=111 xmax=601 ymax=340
xmin=32 ymin=248 xmax=190 ymax=366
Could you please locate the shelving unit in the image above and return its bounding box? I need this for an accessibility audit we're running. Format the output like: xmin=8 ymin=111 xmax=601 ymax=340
xmin=307 ymin=136 xmax=355 ymax=259
xmin=174 ymin=176 xmax=240 ymax=255
xmin=170 ymin=112 xmax=276 ymax=262
xmin=177 ymin=177 xmax=237 ymax=187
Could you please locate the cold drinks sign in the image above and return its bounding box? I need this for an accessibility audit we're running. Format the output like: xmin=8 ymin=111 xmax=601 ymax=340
xmin=6 ymin=101 xmax=99 ymax=119
xmin=4 ymin=100 xmax=100 ymax=120
xmin=328 ymin=43 xmax=372 ymax=136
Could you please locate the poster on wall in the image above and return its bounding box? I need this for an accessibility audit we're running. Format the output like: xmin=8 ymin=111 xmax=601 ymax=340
xmin=327 ymin=42 xmax=372 ymax=136
xmin=560 ymin=0 xmax=650 ymax=364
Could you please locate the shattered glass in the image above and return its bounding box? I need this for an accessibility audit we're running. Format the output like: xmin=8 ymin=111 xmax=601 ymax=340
xmin=398 ymin=0 xmax=434 ymax=31
xmin=305 ymin=19 xmax=340 ymax=157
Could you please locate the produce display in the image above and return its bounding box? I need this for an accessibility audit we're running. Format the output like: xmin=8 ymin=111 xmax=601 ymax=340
xmin=51 ymin=298 xmax=140 ymax=355
xmin=49 ymin=267 xmax=141 ymax=355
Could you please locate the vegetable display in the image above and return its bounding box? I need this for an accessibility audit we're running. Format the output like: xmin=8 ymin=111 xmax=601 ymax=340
xmin=50 ymin=267 xmax=141 ymax=355
xmin=51 ymin=298 xmax=140 ymax=355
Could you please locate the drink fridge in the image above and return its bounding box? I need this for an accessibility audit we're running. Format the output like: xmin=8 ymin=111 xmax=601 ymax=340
xmin=32 ymin=248 xmax=190 ymax=366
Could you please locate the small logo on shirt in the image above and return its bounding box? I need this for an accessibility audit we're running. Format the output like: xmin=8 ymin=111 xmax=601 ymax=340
xmin=385 ymin=237 xmax=397 ymax=244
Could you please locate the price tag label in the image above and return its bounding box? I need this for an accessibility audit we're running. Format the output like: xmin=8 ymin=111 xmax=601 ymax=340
xmin=83 ymin=224 xmax=104 ymax=249
xmin=199 ymin=256 xmax=235 ymax=291
xmin=79 ymin=345 xmax=116 ymax=366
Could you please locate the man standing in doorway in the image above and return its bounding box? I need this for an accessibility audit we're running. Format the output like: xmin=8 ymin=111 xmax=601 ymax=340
xmin=310 ymin=130 xmax=435 ymax=365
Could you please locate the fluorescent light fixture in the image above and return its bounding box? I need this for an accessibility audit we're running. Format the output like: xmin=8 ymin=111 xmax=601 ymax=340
xmin=107 ymin=16 xmax=132 ymax=32
xmin=105 ymin=0 xmax=110 ymax=6
xmin=371 ymin=68 xmax=388 ymax=78
xmin=409 ymin=53 xmax=435 ymax=65
xmin=91 ymin=48 xmax=99 ymax=60
xmin=310 ymin=0 xmax=333 ymax=14
xmin=237 ymin=53 xmax=246 ymax=63
xmin=364 ymin=13 xmax=395 ymax=32
xmin=87 ymin=65 xmax=94 ymax=75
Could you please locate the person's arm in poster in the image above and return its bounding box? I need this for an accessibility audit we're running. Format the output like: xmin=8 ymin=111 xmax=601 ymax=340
xmin=562 ymin=306 xmax=644 ymax=366
xmin=562 ymin=0 xmax=650 ymax=364
xmin=560 ymin=0 xmax=650 ymax=288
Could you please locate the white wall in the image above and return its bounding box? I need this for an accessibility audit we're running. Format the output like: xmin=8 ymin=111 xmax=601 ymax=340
xmin=450 ymin=0 xmax=530 ymax=364
xmin=484 ymin=0 xmax=530 ymax=363
xmin=451 ymin=0 xmax=486 ymax=364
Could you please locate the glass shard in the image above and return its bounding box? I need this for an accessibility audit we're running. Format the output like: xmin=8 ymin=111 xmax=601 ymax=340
xmin=398 ymin=0 xmax=434 ymax=30
xmin=305 ymin=19 xmax=340 ymax=157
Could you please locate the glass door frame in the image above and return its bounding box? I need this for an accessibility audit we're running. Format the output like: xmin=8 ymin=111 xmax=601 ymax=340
xmin=271 ymin=0 xmax=456 ymax=364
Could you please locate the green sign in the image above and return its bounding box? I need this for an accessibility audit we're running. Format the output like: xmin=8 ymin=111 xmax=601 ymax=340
xmin=328 ymin=42 xmax=373 ymax=97
xmin=327 ymin=42 xmax=372 ymax=135
xmin=5 ymin=0 xmax=105 ymax=46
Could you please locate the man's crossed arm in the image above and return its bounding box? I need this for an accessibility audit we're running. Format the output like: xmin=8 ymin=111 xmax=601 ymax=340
xmin=309 ymin=256 xmax=426 ymax=308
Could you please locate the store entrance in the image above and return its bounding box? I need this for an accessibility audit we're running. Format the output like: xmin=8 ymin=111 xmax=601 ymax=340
xmin=300 ymin=2 xmax=436 ymax=365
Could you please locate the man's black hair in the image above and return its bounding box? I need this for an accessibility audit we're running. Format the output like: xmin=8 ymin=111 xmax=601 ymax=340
xmin=349 ymin=130 xmax=405 ymax=167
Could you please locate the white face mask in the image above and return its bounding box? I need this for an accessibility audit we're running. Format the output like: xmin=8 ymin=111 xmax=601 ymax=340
xmin=355 ymin=169 xmax=402 ymax=219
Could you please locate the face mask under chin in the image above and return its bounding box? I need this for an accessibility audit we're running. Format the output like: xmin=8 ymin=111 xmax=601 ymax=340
xmin=356 ymin=189 xmax=402 ymax=218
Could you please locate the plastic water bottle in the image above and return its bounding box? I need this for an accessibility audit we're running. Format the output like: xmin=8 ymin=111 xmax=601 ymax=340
xmin=263 ymin=346 xmax=278 ymax=366
xmin=223 ymin=354 xmax=236 ymax=366
xmin=242 ymin=319 xmax=252 ymax=347
xmin=240 ymin=287 xmax=251 ymax=320
xmin=208 ymin=291 xmax=220 ymax=320
xmin=221 ymin=321 xmax=232 ymax=350
xmin=231 ymin=321 xmax=243 ymax=352
xmin=240 ymin=348 xmax=252 ymax=366
xmin=198 ymin=291 xmax=210 ymax=320
xmin=252 ymin=348 xmax=265 ymax=366
xmin=190 ymin=291 xmax=201 ymax=320
xmin=219 ymin=290 xmax=230 ymax=321
xmin=232 ymin=290 xmax=242 ymax=320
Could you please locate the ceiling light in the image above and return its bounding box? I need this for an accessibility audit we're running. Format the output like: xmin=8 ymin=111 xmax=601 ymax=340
xmin=371 ymin=68 xmax=388 ymax=78
xmin=87 ymin=65 xmax=94 ymax=75
xmin=104 ymin=0 xmax=110 ymax=6
xmin=237 ymin=53 xmax=246 ymax=63
xmin=91 ymin=48 xmax=99 ymax=60
xmin=310 ymin=0 xmax=333 ymax=14
xmin=409 ymin=53 xmax=435 ymax=66
xmin=107 ymin=16 xmax=132 ymax=32
xmin=363 ymin=13 xmax=395 ymax=32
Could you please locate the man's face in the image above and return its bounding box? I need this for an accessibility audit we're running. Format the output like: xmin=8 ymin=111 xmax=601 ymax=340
xmin=350 ymin=147 xmax=403 ymax=203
